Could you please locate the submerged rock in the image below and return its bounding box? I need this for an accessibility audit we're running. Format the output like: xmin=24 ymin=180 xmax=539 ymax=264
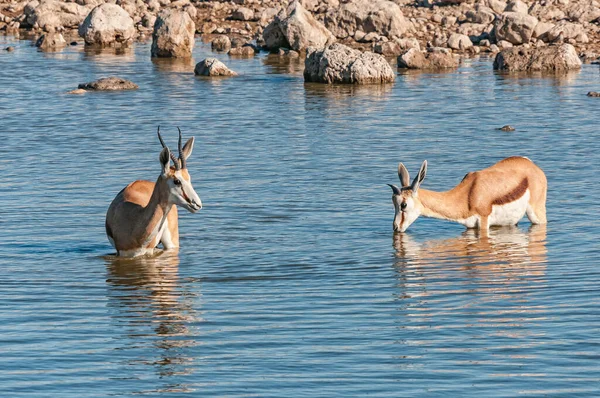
xmin=194 ymin=58 xmax=238 ymax=76
xmin=304 ymin=43 xmax=395 ymax=84
xmin=78 ymin=77 xmax=139 ymax=91
xmin=78 ymin=4 xmax=135 ymax=47
xmin=35 ymin=32 xmax=66 ymax=50
xmin=493 ymin=43 xmax=582 ymax=71
xmin=228 ymin=45 xmax=257 ymax=56
xmin=211 ymin=35 xmax=231 ymax=52
xmin=498 ymin=125 xmax=516 ymax=131
xmin=587 ymin=91 xmax=600 ymax=97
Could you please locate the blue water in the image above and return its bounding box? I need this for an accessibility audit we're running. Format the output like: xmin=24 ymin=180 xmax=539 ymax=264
xmin=0 ymin=35 xmax=599 ymax=397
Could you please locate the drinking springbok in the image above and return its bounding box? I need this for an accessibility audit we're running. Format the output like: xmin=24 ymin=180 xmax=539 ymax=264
xmin=105 ymin=128 xmax=202 ymax=257
xmin=388 ymin=156 xmax=547 ymax=232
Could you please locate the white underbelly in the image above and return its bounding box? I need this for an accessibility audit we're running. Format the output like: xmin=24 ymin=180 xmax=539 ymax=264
xmin=488 ymin=189 xmax=530 ymax=226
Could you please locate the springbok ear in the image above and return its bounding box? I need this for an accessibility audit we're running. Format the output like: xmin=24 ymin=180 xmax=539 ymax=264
xmin=159 ymin=147 xmax=171 ymax=175
xmin=411 ymin=160 xmax=428 ymax=192
xmin=181 ymin=137 xmax=194 ymax=160
xmin=387 ymin=184 xmax=401 ymax=195
xmin=398 ymin=163 xmax=410 ymax=187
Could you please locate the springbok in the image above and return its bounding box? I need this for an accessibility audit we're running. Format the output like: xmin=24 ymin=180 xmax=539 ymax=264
xmin=105 ymin=128 xmax=202 ymax=257
xmin=388 ymin=156 xmax=547 ymax=233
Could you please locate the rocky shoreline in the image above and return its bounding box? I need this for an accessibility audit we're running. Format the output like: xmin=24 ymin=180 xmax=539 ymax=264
xmin=2 ymin=0 xmax=598 ymax=76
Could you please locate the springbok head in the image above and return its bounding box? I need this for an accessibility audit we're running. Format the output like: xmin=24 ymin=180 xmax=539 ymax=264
xmin=388 ymin=160 xmax=427 ymax=232
xmin=157 ymin=127 xmax=202 ymax=213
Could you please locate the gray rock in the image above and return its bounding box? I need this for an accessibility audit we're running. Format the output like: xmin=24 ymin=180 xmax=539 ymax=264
xmin=194 ymin=58 xmax=238 ymax=76
xmin=78 ymin=77 xmax=138 ymax=91
xmin=35 ymin=32 xmax=66 ymax=50
xmin=398 ymin=47 xmax=458 ymax=69
xmin=78 ymin=4 xmax=135 ymax=46
xmin=211 ymin=35 xmax=231 ymax=52
xmin=493 ymin=12 xmax=538 ymax=45
xmin=151 ymin=9 xmax=195 ymax=58
xmin=304 ymin=43 xmax=395 ymax=84
xmin=493 ymin=43 xmax=582 ymax=71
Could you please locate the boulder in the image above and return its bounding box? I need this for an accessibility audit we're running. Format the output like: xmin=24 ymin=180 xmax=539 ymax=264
xmin=505 ymin=0 xmax=529 ymax=14
xmin=533 ymin=22 xmax=554 ymax=39
xmin=231 ymin=7 xmax=254 ymax=21
xmin=151 ymin=9 xmax=195 ymax=58
xmin=543 ymin=21 xmax=589 ymax=44
xmin=324 ymin=0 xmax=412 ymax=39
xmin=35 ymin=32 xmax=66 ymax=50
xmin=493 ymin=43 xmax=582 ymax=71
xmin=493 ymin=12 xmax=538 ymax=45
xmin=465 ymin=5 xmax=496 ymax=25
xmin=566 ymin=0 xmax=600 ymax=23
xmin=263 ymin=1 xmax=335 ymax=51
xmin=397 ymin=48 xmax=458 ymax=69
xmin=373 ymin=38 xmax=419 ymax=56
xmin=211 ymin=35 xmax=231 ymax=51
xmin=447 ymin=33 xmax=473 ymax=50
xmin=481 ymin=0 xmax=507 ymax=15
xmin=78 ymin=77 xmax=138 ymax=91
xmin=304 ymin=43 xmax=395 ymax=84
xmin=194 ymin=58 xmax=238 ymax=76
xmin=24 ymin=0 xmax=90 ymax=32
xmin=78 ymin=4 xmax=135 ymax=46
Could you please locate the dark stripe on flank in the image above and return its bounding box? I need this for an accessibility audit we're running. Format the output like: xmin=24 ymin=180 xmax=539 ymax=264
xmin=492 ymin=178 xmax=529 ymax=205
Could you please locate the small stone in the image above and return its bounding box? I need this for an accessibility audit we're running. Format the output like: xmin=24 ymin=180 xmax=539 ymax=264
xmin=228 ymin=45 xmax=257 ymax=56
xmin=67 ymin=88 xmax=87 ymax=94
xmin=211 ymin=35 xmax=231 ymax=52
xmin=587 ymin=91 xmax=600 ymax=97
xmin=498 ymin=125 xmax=516 ymax=131
xmin=5 ymin=46 xmax=14 ymax=52
xmin=194 ymin=58 xmax=238 ymax=76
xmin=78 ymin=77 xmax=139 ymax=91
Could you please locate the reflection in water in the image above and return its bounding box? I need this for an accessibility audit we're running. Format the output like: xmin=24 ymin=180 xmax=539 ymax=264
xmin=105 ymin=251 xmax=201 ymax=393
xmin=494 ymin=69 xmax=580 ymax=86
xmin=151 ymin=57 xmax=196 ymax=73
xmin=304 ymin=81 xmax=394 ymax=103
xmin=82 ymin=46 xmax=136 ymax=62
xmin=263 ymin=53 xmax=305 ymax=75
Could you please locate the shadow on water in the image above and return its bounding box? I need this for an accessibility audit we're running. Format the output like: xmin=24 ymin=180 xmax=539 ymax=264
xmin=104 ymin=251 xmax=201 ymax=394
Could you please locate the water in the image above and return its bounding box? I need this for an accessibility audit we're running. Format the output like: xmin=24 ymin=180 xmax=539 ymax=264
xmin=1 ymin=35 xmax=599 ymax=397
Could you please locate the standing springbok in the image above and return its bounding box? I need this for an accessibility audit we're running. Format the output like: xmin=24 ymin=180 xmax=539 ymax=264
xmin=105 ymin=128 xmax=202 ymax=257
xmin=388 ymin=156 xmax=547 ymax=233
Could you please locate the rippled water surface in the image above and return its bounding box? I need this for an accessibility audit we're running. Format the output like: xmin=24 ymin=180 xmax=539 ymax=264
xmin=1 ymin=35 xmax=600 ymax=397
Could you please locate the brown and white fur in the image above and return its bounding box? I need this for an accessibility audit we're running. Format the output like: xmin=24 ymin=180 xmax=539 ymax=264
xmin=388 ymin=156 xmax=547 ymax=233
xmin=105 ymin=128 xmax=202 ymax=257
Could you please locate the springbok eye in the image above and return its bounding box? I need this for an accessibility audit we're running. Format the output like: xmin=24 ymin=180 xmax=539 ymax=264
xmin=401 ymin=202 xmax=407 ymax=210
xmin=174 ymin=179 xmax=181 ymax=186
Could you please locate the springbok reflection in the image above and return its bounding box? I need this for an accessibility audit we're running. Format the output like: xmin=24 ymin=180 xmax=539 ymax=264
xmin=105 ymin=251 xmax=201 ymax=392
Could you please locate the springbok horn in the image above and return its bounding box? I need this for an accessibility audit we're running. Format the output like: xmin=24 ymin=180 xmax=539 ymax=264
xmin=387 ymin=184 xmax=401 ymax=195
xmin=177 ymin=127 xmax=185 ymax=169
xmin=157 ymin=126 xmax=180 ymax=169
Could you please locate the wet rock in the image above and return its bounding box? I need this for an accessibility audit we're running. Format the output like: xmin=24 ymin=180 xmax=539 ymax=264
xmin=24 ymin=0 xmax=91 ymax=32
xmin=304 ymin=43 xmax=395 ymax=84
xmin=78 ymin=77 xmax=139 ymax=91
xmin=493 ymin=43 xmax=582 ymax=71
xmin=35 ymin=32 xmax=66 ymax=50
xmin=231 ymin=7 xmax=254 ymax=21
xmin=447 ymin=33 xmax=473 ymax=50
xmin=493 ymin=12 xmax=538 ymax=45
xmin=587 ymin=91 xmax=600 ymax=97
xmin=194 ymin=58 xmax=238 ymax=76
xmin=397 ymin=47 xmax=458 ymax=69
xmin=151 ymin=9 xmax=195 ymax=58
xmin=498 ymin=125 xmax=515 ymax=131
xmin=324 ymin=0 xmax=412 ymax=40
xmin=228 ymin=45 xmax=257 ymax=56
xmin=78 ymin=4 xmax=135 ymax=47
xmin=211 ymin=35 xmax=231 ymax=52
xmin=263 ymin=1 xmax=335 ymax=51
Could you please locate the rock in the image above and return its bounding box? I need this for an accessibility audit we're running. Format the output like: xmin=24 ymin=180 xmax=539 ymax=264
xmin=228 ymin=45 xmax=257 ymax=56
xmin=493 ymin=43 xmax=582 ymax=71
xmin=447 ymin=33 xmax=473 ymax=50
xmin=24 ymin=0 xmax=91 ymax=32
xmin=151 ymin=9 xmax=195 ymax=58
xmin=263 ymin=1 xmax=335 ymax=51
xmin=231 ymin=7 xmax=254 ymax=21
xmin=5 ymin=46 xmax=15 ymax=52
xmin=35 ymin=32 xmax=66 ymax=50
xmin=78 ymin=77 xmax=138 ymax=91
xmin=304 ymin=43 xmax=395 ymax=84
xmin=442 ymin=16 xmax=457 ymax=26
xmin=481 ymin=0 xmax=507 ymax=15
xmin=67 ymin=88 xmax=87 ymax=94
xmin=465 ymin=5 xmax=496 ymax=25
xmin=497 ymin=40 xmax=513 ymax=49
xmin=324 ymin=0 xmax=412 ymax=40
xmin=194 ymin=58 xmax=238 ymax=76
xmin=498 ymin=125 xmax=515 ymax=131
xmin=78 ymin=4 xmax=135 ymax=47
xmin=397 ymin=47 xmax=458 ymax=69
xmin=493 ymin=12 xmax=538 ymax=45
xmin=580 ymin=51 xmax=599 ymax=63
xmin=533 ymin=22 xmax=554 ymax=39
xmin=587 ymin=91 xmax=600 ymax=97
xmin=505 ymin=0 xmax=529 ymax=15
xmin=211 ymin=35 xmax=231 ymax=51
xmin=566 ymin=0 xmax=600 ymax=23
xmin=543 ymin=21 xmax=589 ymax=44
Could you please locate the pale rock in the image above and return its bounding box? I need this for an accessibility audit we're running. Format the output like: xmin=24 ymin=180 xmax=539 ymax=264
xmin=493 ymin=12 xmax=538 ymax=45
xmin=35 ymin=31 xmax=66 ymax=49
xmin=397 ymin=47 xmax=458 ymax=69
xmin=544 ymin=21 xmax=589 ymax=44
xmin=533 ymin=21 xmax=554 ymax=39
xmin=151 ymin=9 xmax=195 ymax=58
xmin=447 ymin=33 xmax=473 ymax=50
xmin=78 ymin=4 xmax=135 ymax=46
xmin=78 ymin=76 xmax=138 ymax=90
xmin=194 ymin=58 xmax=238 ymax=76
xmin=304 ymin=43 xmax=395 ymax=84
xmin=481 ymin=0 xmax=507 ymax=14
xmin=442 ymin=16 xmax=457 ymax=26
xmin=211 ymin=35 xmax=231 ymax=51
xmin=25 ymin=0 xmax=90 ymax=31
xmin=231 ymin=7 xmax=254 ymax=21
xmin=505 ymin=0 xmax=529 ymax=15
xmin=566 ymin=0 xmax=600 ymax=23
xmin=497 ymin=39 xmax=513 ymax=48
xmin=465 ymin=5 xmax=495 ymax=25
xmin=493 ymin=43 xmax=582 ymax=71
xmin=228 ymin=45 xmax=257 ymax=56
